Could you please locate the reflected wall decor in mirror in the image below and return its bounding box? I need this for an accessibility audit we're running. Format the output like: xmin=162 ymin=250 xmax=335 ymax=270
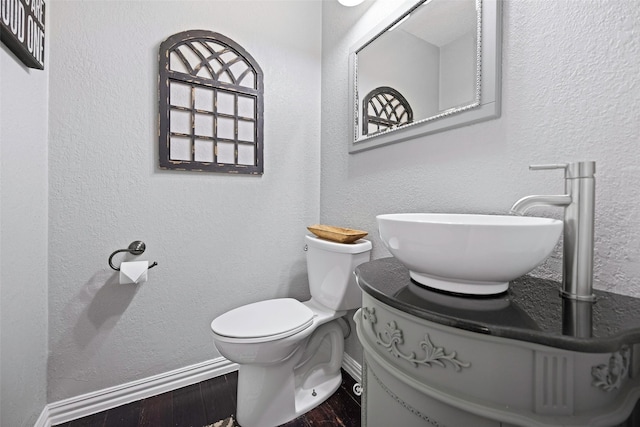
xmin=348 ymin=0 xmax=502 ymax=153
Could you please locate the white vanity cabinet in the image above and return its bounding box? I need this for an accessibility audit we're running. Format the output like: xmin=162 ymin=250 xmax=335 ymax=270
xmin=354 ymin=258 xmax=640 ymax=427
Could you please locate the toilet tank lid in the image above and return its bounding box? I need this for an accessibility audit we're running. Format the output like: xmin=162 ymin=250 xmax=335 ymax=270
xmin=305 ymin=234 xmax=372 ymax=254
xmin=210 ymin=298 xmax=314 ymax=340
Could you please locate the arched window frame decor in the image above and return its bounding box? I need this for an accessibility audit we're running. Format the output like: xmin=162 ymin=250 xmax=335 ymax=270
xmin=362 ymin=86 xmax=413 ymax=136
xmin=159 ymin=30 xmax=264 ymax=174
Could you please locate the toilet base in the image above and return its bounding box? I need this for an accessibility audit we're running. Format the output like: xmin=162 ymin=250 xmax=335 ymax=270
xmin=237 ymin=365 xmax=342 ymax=427
xmin=236 ymin=320 xmax=346 ymax=427
xmin=294 ymin=370 xmax=342 ymax=418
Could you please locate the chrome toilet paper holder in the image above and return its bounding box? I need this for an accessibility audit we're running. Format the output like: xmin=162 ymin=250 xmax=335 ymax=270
xmin=108 ymin=241 xmax=158 ymax=271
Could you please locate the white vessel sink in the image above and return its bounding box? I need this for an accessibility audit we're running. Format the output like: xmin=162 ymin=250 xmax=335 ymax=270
xmin=377 ymin=213 xmax=563 ymax=295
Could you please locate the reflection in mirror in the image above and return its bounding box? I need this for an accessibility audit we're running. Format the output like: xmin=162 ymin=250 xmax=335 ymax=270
xmin=357 ymin=0 xmax=478 ymax=139
xmin=363 ymin=86 xmax=413 ymax=135
xmin=349 ymin=0 xmax=502 ymax=153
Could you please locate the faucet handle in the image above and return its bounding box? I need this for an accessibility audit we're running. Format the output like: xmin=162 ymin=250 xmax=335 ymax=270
xmin=529 ymin=163 xmax=568 ymax=171
xmin=529 ymin=161 xmax=595 ymax=178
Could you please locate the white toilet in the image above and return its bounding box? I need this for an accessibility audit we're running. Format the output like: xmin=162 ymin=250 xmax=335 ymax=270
xmin=210 ymin=234 xmax=372 ymax=427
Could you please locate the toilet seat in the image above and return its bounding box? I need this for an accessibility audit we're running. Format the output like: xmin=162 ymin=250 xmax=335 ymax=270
xmin=210 ymin=298 xmax=315 ymax=343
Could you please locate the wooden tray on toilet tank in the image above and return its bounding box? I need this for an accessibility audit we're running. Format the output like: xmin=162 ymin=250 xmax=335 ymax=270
xmin=307 ymin=224 xmax=368 ymax=244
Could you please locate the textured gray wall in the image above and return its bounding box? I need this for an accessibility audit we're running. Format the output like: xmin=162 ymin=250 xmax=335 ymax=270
xmin=321 ymin=0 xmax=640 ymax=363
xmin=47 ymin=0 xmax=322 ymax=402
xmin=1 ymin=36 xmax=49 ymax=427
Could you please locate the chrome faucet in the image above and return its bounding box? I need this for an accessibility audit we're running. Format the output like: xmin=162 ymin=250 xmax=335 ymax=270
xmin=510 ymin=161 xmax=596 ymax=301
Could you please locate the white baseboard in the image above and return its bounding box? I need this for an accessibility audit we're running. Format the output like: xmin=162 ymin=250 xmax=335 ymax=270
xmin=35 ymin=357 xmax=237 ymax=427
xmin=342 ymin=352 xmax=362 ymax=384
xmin=34 ymin=354 xmax=362 ymax=427
xmin=33 ymin=406 xmax=50 ymax=427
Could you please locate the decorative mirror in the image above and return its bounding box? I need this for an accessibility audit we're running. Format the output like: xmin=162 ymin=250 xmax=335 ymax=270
xmin=348 ymin=0 xmax=502 ymax=153
xmin=159 ymin=30 xmax=264 ymax=174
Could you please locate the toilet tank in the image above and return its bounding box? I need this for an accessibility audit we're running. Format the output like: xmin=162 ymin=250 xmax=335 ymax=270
xmin=305 ymin=234 xmax=372 ymax=311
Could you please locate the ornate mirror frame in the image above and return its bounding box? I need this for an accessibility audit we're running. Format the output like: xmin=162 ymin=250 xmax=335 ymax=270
xmin=348 ymin=0 xmax=502 ymax=153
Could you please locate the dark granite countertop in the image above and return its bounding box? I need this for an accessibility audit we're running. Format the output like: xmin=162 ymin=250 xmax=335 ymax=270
xmin=355 ymin=257 xmax=640 ymax=353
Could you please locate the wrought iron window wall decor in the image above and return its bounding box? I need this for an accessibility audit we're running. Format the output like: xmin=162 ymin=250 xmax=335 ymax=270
xmin=362 ymin=86 xmax=413 ymax=136
xmin=159 ymin=30 xmax=264 ymax=174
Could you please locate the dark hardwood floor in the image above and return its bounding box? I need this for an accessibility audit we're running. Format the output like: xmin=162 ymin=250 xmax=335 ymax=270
xmin=54 ymin=369 xmax=361 ymax=427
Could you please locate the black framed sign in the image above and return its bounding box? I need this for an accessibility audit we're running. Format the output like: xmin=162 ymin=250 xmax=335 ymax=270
xmin=1 ymin=0 xmax=46 ymax=69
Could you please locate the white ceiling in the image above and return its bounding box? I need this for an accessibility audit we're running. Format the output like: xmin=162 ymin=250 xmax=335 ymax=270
xmin=399 ymin=0 xmax=478 ymax=47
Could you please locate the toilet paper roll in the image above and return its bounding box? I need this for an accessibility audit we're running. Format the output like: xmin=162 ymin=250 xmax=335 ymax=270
xmin=119 ymin=260 xmax=149 ymax=284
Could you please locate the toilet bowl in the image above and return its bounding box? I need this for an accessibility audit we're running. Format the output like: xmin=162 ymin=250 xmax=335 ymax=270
xmin=210 ymin=235 xmax=372 ymax=427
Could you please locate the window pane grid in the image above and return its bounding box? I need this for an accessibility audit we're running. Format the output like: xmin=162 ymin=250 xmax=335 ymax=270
xmin=160 ymin=30 xmax=263 ymax=174
xmin=164 ymin=76 xmax=260 ymax=168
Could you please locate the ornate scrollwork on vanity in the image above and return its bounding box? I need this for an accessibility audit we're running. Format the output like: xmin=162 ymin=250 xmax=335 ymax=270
xmin=592 ymin=345 xmax=631 ymax=392
xmin=354 ymin=258 xmax=640 ymax=427
xmin=362 ymin=307 xmax=471 ymax=371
